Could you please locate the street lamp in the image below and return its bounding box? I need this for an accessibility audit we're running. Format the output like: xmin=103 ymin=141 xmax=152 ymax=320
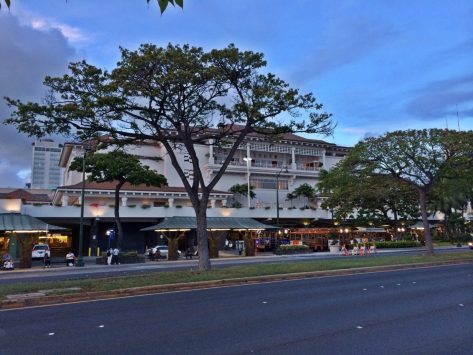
xmin=243 ymin=156 xmax=252 ymax=208
xmin=76 ymin=144 xmax=88 ymax=267
xmin=276 ymin=166 xmax=289 ymax=228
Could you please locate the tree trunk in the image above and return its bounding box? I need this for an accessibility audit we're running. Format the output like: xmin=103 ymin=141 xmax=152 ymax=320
xmin=208 ymin=232 xmax=220 ymax=258
xmin=166 ymin=232 xmax=182 ymax=261
xmin=196 ymin=210 xmax=211 ymax=270
xmin=114 ymin=181 xmax=125 ymax=249
xmin=419 ymin=189 xmax=434 ymax=255
xmin=17 ymin=235 xmax=34 ymax=269
xmin=244 ymin=231 xmax=255 ymax=256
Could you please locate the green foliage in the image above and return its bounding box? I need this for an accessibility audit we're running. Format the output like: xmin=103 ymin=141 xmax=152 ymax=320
xmin=374 ymin=241 xmax=422 ymax=249
xmin=228 ymin=183 xmax=256 ymax=199
xmin=275 ymin=244 xmax=311 ymax=255
xmin=153 ymin=0 xmax=183 ymax=14
xmin=5 ymin=43 xmax=333 ymax=271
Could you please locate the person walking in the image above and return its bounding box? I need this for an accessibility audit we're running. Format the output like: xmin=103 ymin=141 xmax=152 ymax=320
xmin=112 ymin=247 xmax=120 ymax=265
xmin=106 ymin=248 xmax=113 ymax=265
xmin=43 ymin=253 xmax=51 ymax=268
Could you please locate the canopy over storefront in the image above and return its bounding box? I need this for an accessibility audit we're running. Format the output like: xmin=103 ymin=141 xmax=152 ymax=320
xmin=410 ymin=221 xmax=435 ymax=230
xmin=141 ymin=217 xmax=277 ymax=232
xmin=0 ymin=213 xmax=67 ymax=233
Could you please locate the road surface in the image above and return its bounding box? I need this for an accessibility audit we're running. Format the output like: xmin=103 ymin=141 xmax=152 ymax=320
xmin=1 ymin=263 xmax=472 ymax=354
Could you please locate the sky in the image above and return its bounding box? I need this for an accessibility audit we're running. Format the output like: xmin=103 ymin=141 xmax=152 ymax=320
xmin=0 ymin=0 xmax=472 ymax=188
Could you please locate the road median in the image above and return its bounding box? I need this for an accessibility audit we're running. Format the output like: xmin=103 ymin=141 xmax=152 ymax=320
xmin=2 ymin=252 xmax=472 ymax=310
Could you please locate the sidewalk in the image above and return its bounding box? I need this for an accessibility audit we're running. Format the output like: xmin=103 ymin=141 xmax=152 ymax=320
xmin=3 ymin=245 xmax=469 ymax=276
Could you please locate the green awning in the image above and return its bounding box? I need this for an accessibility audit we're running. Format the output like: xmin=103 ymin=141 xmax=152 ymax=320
xmin=141 ymin=217 xmax=276 ymax=231
xmin=0 ymin=213 xmax=67 ymax=233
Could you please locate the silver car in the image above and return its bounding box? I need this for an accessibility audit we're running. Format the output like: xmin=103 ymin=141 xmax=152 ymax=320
xmin=32 ymin=244 xmax=51 ymax=259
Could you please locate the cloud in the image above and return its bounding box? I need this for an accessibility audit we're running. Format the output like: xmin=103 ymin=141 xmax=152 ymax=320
xmin=0 ymin=14 xmax=76 ymax=187
xmin=405 ymin=74 xmax=473 ymax=120
xmin=289 ymin=17 xmax=398 ymax=85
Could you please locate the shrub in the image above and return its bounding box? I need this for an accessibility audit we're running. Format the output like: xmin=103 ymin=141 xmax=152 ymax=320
xmin=249 ymin=206 xmax=255 ymax=210
xmin=265 ymin=206 xmax=271 ymax=210
xmin=374 ymin=240 xmax=422 ymax=249
xmin=232 ymin=201 xmax=242 ymax=208
xmin=127 ymin=204 xmax=136 ymax=208
xmin=175 ymin=205 xmax=182 ymax=208
xmin=275 ymin=244 xmax=311 ymax=255
xmin=141 ymin=204 xmax=151 ymax=209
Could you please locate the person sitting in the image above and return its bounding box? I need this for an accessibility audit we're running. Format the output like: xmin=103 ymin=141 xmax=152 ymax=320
xmin=148 ymin=248 xmax=155 ymax=261
xmin=66 ymin=251 xmax=76 ymax=266
xmin=185 ymin=248 xmax=193 ymax=260
xmin=2 ymin=253 xmax=14 ymax=270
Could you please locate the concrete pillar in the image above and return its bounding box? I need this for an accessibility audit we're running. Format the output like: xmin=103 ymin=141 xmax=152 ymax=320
xmin=168 ymin=198 xmax=174 ymax=208
xmin=291 ymin=147 xmax=296 ymax=170
xmin=211 ymin=199 xmax=216 ymax=208
xmin=121 ymin=196 xmax=128 ymax=207
xmin=209 ymin=139 xmax=214 ymax=164
xmin=62 ymin=194 xmax=69 ymax=206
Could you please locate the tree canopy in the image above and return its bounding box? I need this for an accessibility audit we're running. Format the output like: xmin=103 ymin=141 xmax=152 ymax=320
xmin=5 ymin=43 xmax=333 ymax=270
xmin=342 ymin=129 xmax=473 ymax=254
xmin=69 ymin=150 xmax=167 ymax=249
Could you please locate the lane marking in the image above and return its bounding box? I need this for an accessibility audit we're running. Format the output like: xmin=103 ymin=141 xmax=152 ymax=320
xmin=459 ymin=304 xmax=464 ymax=307
xmin=412 ymin=281 xmax=416 ymax=284
xmin=48 ymin=332 xmax=55 ymax=336
xmin=98 ymin=325 xmax=105 ymax=328
xmin=2 ymin=263 xmax=469 ymax=312
xmin=363 ymin=288 xmax=367 ymax=291
xmin=356 ymin=326 xmax=363 ymax=329
xmin=379 ymin=285 xmax=384 ymax=288
xmin=396 ymin=284 xmax=401 ymax=286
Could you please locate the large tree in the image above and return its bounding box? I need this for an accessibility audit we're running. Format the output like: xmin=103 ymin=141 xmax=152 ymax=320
xmin=69 ymin=150 xmax=167 ymax=249
xmin=343 ymin=129 xmax=473 ymax=254
xmin=318 ymin=161 xmax=419 ymax=229
xmin=5 ymin=43 xmax=333 ymax=270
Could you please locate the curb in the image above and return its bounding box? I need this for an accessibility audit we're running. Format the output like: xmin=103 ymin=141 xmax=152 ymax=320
xmin=1 ymin=259 xmax=472 ymax=310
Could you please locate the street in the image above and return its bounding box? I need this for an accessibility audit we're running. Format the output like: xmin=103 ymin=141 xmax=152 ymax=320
xmin=1 ymin=263 xmax=472 ymax=354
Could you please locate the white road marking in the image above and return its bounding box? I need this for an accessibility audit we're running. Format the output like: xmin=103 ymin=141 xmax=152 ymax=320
xmin=396 ymin=284 xmax=401 ymax=286
xmin=48 ymin=332 xmax=55 ymax=336
xmin=459 ymin=304 xmax=464 ymax=307
xmin=380 ymin=285 xmax=384 ymax=288
xmin=262 ymin=301 xmax=268 ymax=304
xmin=98 ymin=325 xmax=105 ymax=328
xmin=363 ymin=288 xmax=367 ymax=291
xmin=356 ymin=326 xmax=363 ymax=329
xmin=412 ymin=281 xmax=416 ymax=284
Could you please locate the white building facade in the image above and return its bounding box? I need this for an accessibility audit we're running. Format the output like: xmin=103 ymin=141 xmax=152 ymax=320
xmin=31 ymin=139 xmax=64 ymax=189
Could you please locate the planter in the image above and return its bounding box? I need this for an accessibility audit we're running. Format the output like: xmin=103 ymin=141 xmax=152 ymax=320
xmin=329 ymin=245 xmax=340 ymax=253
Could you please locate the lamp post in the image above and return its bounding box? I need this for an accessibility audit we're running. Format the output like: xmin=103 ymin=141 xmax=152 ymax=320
xmin=243 ymin=156 xmax=252 ymax=208
xmin=276 ymin=166 xmax=288 ymax=228
xmin=76 ymin=145 xmax=87 ymax=267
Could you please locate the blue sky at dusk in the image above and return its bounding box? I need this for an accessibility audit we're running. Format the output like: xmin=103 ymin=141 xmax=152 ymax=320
xmin=0 ymin=0 xmax=472 ymax=187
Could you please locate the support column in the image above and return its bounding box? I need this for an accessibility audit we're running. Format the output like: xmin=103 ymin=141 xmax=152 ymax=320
xmin=121 ymin=196 xmax=128 ymax=207
xmin=62 ymin=194 xmax=69 ymax=206
xmin=291 ymin=147 xmax=296 ymax=170
xmin=168 ymin=198 xmax=174 ymax=208
xmin=209 ymin=139 xmax=214 ymax=165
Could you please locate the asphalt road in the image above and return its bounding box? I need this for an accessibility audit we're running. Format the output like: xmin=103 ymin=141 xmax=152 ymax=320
xmin=0 ymin=247 xmax=470 ymax=285
xmin=1 ymin=263 xmax=472 ymax=355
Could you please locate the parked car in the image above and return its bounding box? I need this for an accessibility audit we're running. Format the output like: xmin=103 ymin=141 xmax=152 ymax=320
xmin=32 ymin=244 xmax=51 ymax=259
xmin=468 ymin=241 xmax=473 ymax=250
xmin=145 ymin=245 xmax=181 ymax=258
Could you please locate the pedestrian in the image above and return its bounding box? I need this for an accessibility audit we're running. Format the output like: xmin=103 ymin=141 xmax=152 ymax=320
xmin=43 ymin=253 xmax=51 ymax=268
xmin=106 ymin=248 xmax=113 ymax=265
xmin=185 ymin=248 xmax=193 ymax=260
xmin=112 ymin=247 xmax=120 ymax=265
xmin=66 ymin=251 xmax=76 ymax=266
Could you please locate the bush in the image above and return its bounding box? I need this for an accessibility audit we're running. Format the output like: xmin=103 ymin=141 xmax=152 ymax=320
xmin=231 ymin=201 xmax=242 ymax=208
xmin=275 ymin=244 xmax=311 ymax=255
xmin=141 ymin=204 xmax=151 ymax=209
xmin=374 ymin=240 xmax=422 ymax=249
xmin=265 ymin=206 xmax=271 ymax=210
xmin=127 ymin=204 xmax=136 ymax=208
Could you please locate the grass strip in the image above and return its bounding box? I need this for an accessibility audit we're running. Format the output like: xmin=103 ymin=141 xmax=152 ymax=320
xmin=1 ymin=252 xmax=472 ymax=300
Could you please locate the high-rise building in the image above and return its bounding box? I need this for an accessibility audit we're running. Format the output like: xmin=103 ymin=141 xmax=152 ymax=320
xmin=31 ymin=139 xmax=63 ymax=189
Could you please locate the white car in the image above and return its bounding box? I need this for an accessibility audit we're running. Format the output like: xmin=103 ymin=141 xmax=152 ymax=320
xmin=145 ymin=245 xmax=181 ymax=258
xmin=32 ymin=244 xmax=51 ymax=259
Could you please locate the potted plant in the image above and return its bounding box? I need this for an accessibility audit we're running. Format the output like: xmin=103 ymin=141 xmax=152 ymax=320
xmin=328 ymin=232 xmax=340 ymax=253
